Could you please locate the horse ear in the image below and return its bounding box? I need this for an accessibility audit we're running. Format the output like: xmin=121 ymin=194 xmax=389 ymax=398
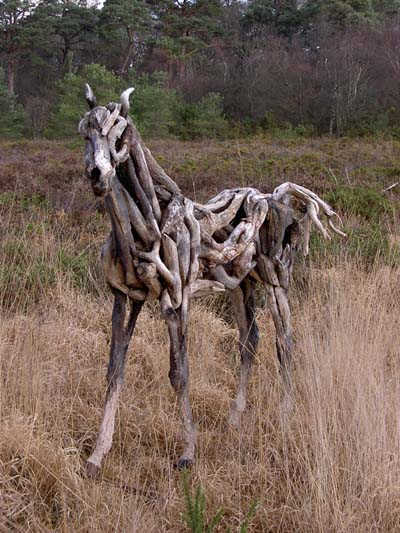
xmin=85 ymin=83 xmax=97 ymax=109
xmin=120 ymin=87 xmax=134 ymax=117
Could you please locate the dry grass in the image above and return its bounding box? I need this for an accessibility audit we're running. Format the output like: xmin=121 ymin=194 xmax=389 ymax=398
xmin=1 ymin=137 xmax=400 ymax=531
xmin=1 ymin=261 xmax=400 ymax=531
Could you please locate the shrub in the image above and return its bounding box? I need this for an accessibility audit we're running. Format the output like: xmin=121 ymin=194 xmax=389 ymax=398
xmin=325 ymin=186 xmax=392 ymax=222
xmin=46 ymin=65 xmax=229 ymax=141
xmin=127 ymin=71 xmax=179 ymax=138
xmin=129 ymin=79 xmax=231 ymax=140
xmin=56 ymin=248 xmax=91 ymax=290
xmin=309 ymin=187 xmax=398 ymax=266
xmin=310 ymin=222 xmax=400 ymax=267
xmin=172 ymin=92 xmax=229 ymax=140
xmin=260 ymin=111 xmax=315 ymax=138
xmin=46 ymin=64 xmax=123 ymax=139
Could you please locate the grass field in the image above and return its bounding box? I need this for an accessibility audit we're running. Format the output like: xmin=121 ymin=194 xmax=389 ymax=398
xmin=0 ymin=135 xmax=400 ymax=531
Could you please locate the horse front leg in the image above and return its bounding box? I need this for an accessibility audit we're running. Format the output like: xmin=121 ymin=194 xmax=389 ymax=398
xmin=86 ymin=289 xmax=143 ymax=478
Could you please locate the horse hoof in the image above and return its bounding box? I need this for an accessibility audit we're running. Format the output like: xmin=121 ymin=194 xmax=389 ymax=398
xmin=85 ymin=460 xmax=101 ymax=479
xmin=174 ymin=458 xmax=193 ymax=470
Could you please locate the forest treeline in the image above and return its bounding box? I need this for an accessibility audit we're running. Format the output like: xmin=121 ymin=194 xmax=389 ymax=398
xmin=1 ymin=0 xmax=400 ymax=139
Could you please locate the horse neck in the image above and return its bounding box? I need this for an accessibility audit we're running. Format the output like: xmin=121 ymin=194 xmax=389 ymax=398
xmin=104 ymin=156 xmax=162 ymax=252
xmin=105 ymin=134 xmax=183 ymax=252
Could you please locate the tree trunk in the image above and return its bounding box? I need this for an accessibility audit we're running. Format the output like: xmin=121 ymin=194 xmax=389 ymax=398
xmin=119 ymin=28 xmax=136 ymax=75
xmin=7 ymin=55 xmax=17 ymax=97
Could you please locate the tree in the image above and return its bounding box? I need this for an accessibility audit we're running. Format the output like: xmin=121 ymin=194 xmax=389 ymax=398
xmin=100 ymin=0 xmax=153 ymax=75
xmin=372 ymin=0 xmax=400 ymax=18
xmin=244 ymin=0 xmax=307 ymax=38
xmin=0 ymin=65 xmax=26 ymax=136
xmin=304 ymin=0 xmax=376 ymax=27
xmin=0 ymin=0 xmax=38 ymax=95
xmin=51 ymin=1 xmax=99 ymax=74
xmin=157 ymin=0 xmax=225 ymax=85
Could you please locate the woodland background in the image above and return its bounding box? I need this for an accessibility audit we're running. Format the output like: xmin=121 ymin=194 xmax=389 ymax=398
xmin=2 ymin=0 xmax=400 ymax=140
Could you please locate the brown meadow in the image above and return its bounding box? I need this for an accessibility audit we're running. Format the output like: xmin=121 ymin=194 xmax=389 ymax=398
xmin=1 ymin=136 xmax=400 ymax=531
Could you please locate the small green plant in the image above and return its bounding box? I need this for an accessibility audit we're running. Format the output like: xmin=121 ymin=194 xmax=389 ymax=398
xmin=0 ymin=192 xmax=49 ymax=211
xmin=20 ymin=193 xmax=49 ymax=210
xmin=0 ymin=191 xmax=17 ymax=206
xmin=238 ymin=500 xmax=258 ymax=533
xmin=181 ymin=472 xmax=258 ymax=532
xmin=181 ymin=471 xmax=224 ymax=533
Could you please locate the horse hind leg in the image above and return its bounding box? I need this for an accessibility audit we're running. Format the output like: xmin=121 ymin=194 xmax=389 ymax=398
xmin=228 ymin=278 xmax=259 ymax=427
xmin=265 ymin=283 xmax=294 ymax=418
xmin=265 ymin=284 xmax=292 ymax=390
xmin=162 ymin=292 xmax=197 ymax=469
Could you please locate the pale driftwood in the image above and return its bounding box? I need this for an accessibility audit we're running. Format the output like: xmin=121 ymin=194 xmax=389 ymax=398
xmin=79 ymin=85 xmax=345 ymax=476
xmin=382 ymin=182 xmax=399 ymax=193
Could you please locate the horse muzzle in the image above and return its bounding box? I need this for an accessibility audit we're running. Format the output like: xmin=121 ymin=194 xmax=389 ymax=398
xmin=90 ymin=167 xmax=114 ymax=197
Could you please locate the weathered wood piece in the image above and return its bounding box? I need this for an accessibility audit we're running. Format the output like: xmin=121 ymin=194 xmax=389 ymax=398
xmin=79 ymin=86 xmax=345 ymax=476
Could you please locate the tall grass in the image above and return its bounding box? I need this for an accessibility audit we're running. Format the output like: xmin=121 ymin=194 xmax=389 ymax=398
xmin=0 ymin=192 xmax=106 ymax=312
xmin=1 ymin=224 xmax=399 ymax=530
xmin=1 ymin=138 xmax=400 ymax=530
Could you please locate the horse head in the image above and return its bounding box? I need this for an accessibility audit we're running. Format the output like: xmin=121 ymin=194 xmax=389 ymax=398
xmin=78 ymin=84 xmax=134 ymax=197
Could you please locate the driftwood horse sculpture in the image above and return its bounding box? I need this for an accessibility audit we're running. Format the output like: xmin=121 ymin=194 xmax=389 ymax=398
xmin=79 ymin=86 xmax=345 ymax=476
